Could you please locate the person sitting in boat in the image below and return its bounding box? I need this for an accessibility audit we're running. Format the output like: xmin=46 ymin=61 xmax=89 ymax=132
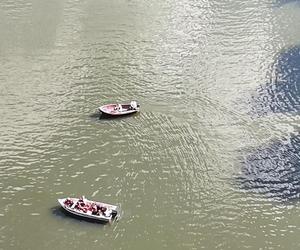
xmin=94 ymin=205 xmax=108 ymax=216
xmin=114 ymin=104 xmax=123 ymax=112
xmin=91 ymin=203 xmax=98 ymax=215
xmin=64 ymin=198 xmax=74 ymax=207
xmin=95 ymin=205 xmax=102 ymax=216
xmin=78 ymin=196 xmax=86 ymax=206
xmin=74 ymin=196 xmax=87 ymax=212
xmin=118 ymin=104 xmax=123 ymax=112
xmin=100 ymin=206 xmax=111 ymax=217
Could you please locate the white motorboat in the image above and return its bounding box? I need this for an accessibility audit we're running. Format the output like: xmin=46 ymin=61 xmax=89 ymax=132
xmin=58 ymin=196 xmax=119 ymax=223
xmin=99 ymin=100 xmax=140 ymax=116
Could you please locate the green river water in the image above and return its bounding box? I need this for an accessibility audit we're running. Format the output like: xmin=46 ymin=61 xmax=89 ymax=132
xmin=1 ymin=0 xmax=300 ymax=249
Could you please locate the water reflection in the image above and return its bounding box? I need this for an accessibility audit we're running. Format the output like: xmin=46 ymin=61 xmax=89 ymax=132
xmin=236 ymin=134 xmax=300 ymax=201
xmin=252 ymin=46 xmax=300 ymax=115
xmin=89 ymin=112 xmax=101 ymax=119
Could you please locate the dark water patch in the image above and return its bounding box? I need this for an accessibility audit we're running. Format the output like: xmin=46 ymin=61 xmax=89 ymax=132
xmin=236 ymin=134 xmax=300 ymax=201
xmin=89 ymin=112 xmax=101 ymax=119
xmin=274 ymin=0 xmax=300 ymax=7
xmin=252 ymin=46 xmax=300 ymax=116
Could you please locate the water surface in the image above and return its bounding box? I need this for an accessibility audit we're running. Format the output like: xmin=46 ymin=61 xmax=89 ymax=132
xmin=1 ymin=0 xmax=300 ymax=249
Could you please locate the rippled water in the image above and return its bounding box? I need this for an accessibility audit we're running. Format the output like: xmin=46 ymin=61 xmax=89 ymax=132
xmin=1 ymin=0 xmax=300 ymax=249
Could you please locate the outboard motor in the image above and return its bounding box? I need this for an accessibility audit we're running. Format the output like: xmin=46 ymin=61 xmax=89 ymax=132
xmin=130 ymin=101 xmax=138 ymax=110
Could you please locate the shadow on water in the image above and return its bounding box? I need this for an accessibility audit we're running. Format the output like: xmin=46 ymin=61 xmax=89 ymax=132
xmin=251 ymin=46 xmax=300 ymax=116
xmin=51 ymin=206 xmax=108 ymax=225
xmin=89 ymin=112 xmax=101 ymax=119
xmin=89 ymin=112 xmax=139 ymax=120
xmin=235 ymin=134 xmax=300 ymax=202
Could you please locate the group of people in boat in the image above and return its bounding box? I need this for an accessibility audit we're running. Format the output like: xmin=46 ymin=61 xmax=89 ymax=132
xmin=114 ymin=101 xmax=138 ymax=112
xmin=64 ymin=197 xmax=111 ymax=217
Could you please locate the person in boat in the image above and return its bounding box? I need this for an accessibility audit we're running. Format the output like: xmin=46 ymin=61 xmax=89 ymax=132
xmin=100 ymin=206 xmax=112 ymax=217
xmin=75 ymin=196 xmax=88 ymax=212
xmin=118 ymin=104 xmax=123 ymax=112
xmin=114 ymin=104 xmax=123 ymax=112
xmin=78 ymin=196 xmax=85 ymax=206
xmin=94 ymin=205 xmax=109 ymax=216
xmin=96 ymin=205 xmax=102 ymax=216
xmin=91 ymin=203 xmax=98 ymax=215
xmin=64 ymin=198 xmax=74 ymax=207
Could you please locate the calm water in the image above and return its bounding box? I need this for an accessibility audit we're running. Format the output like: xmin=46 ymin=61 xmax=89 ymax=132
xmin=1 ymin=0 xmax=300 ymax=249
